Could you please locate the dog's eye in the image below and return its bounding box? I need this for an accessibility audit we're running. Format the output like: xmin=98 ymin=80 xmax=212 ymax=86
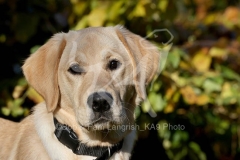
xmin=108 ymin=60 xmax=121 ymax=70
xmin=68 ymin=64 xmax=83 ymax=75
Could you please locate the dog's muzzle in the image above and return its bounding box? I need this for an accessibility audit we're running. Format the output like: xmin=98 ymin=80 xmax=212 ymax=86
xmin=87 ymin=92 xmax=113 ymax=113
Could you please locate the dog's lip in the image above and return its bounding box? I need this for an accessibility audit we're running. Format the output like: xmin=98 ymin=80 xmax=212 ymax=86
xmin=92 ymin=116 xmax=111 ymax=125
xmin=95 ymin=117 xmax=109 ymax=123
xmin=80 ymin=116 xmax=115 ymax=130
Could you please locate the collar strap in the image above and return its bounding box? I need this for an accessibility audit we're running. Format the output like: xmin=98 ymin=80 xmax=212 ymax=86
xmin=53 ymin=118 xmax=123 ymax=160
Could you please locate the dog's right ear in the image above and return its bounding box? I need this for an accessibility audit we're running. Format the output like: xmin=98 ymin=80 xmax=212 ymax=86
xmin=22 ymin=33 xmax=66 ymax=112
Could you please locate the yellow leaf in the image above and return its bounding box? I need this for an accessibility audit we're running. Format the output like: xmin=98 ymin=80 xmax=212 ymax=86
xmin=135 ymin=3 xmax=145 ymax=17
xmin=209 ymin=47 xmax=227 ymax=58
xmin=164 ymin=103 xmax=175 ymax=113
xmin=165 ymin=86 xmax=176 ymax=100
xmin=158 ymin=0 xmax=168 ymax=12
xmin=108 ymin=1 xmax=124 ymax=21
xmin=141 ymin=100 xmax=151 ymax=113
xmin=170 ymin=72 xmax=188 ymax=87
xmin=12 ymin=85 xmax=27 ymax=99
xmin=27 ymin=87 xmax=44 ymax=103
xmin=196 ymin=94 xmax=209 ymax=105
xmin=75 ymin=16 xmax=88 ymax=30
xmin=73 ymin=1 xmax=87 ymax=16
xmin=223 ymin=7 xmax=240 ymax=23
xmin=179 ymin=61 xmax=191 ymax=70
xmin=221 ymin=82 xmax=233 ymax=98
xmin=192 ymin=51 xmax=212 ymax=72
xmin=180 ymin=86 xmax=197 ymax=105
xmin=88 ymin=7 xmax=106 ymax=27
xmin=172 ymin=92 xmax=180 ymax=103
xmin=129 ymin=1 xmax=147 ymax=19
xmin=204 ymin=13 xmax=218 ymax=25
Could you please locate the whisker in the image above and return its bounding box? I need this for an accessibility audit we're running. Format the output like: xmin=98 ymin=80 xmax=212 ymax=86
xmin=121 ymin=107 xmax=134 ymax=123
xmin=112 ymin=130 xmax=121 ymax=137
xmin=102 ymin=130 xmax=110 ymax=140
xmin=121 ymin=102 xmax=135 ymax=115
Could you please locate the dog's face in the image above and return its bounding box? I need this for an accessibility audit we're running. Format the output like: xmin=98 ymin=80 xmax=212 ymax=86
xmin=58 ymin=27 xmax=136 ymax=131
xmin=22 ymin=26 xmax=160 ymax=142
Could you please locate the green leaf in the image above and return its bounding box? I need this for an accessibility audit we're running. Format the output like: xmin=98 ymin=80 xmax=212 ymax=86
xmin=189 ymin=141 xmax=201 ymax=152
xmin=30 ymin=45 xmax=41 ymax=54
xmin=210 ymin=76 xmax=224 ymax=85
xmin=168 ymin=49 xmax=180 ymax=68
xmin=151 ymin=81 xmax=162 ymax=92
xmin=148 ymin=92 xmax=166 ymax=112
xmin=219 ymin=120 xmax=229 ymax=130
xmin=189 ymin=142 xmax=207 ymax=160
xmin=1 ymin=107 xmax=11 ymax=116
xmin=172 ymin=131 xmax=189 ymax=148
xmin=11 ymin=106 xmax=24 ymax=117
xmin=221 ymin=65 xmax=240 ymax=82
xmin=134 ymin=106 xmax=141 ymax=118
xmin=199 ymin=152 xmax=207 ymax=160
xmin=13 ymin=98 xmax=24 ymax=107
xmin=203 ymin=79 xmax=222 ymax=93
xmin=17 ymin=78 xmax=28 ymax=86
xmin=174 ymin=147 xmax=188 ymax=160
xmin=191 ymin=76 xmax=205 ymax=87
xmin=157 ymin=120 xmax=170 ymax=139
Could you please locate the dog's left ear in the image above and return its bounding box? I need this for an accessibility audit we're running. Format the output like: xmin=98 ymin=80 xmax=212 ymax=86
xmin=22 ymin=33 xmax=66 ymax=112
xmin=115 ymin=25 xmax=160 ymax=102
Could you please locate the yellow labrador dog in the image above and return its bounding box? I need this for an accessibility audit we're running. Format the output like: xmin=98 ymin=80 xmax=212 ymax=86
xmin=0 ymin=25 xmax=160 ymax=160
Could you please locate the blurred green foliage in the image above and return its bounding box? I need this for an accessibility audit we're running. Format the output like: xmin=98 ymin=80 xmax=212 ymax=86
xmin=1 ymin=0 xmax=240 ymax=159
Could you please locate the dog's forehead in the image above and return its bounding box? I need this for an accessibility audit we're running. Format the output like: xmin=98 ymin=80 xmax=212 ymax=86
xmin=77 ymin=28 xmax=119 ymax=51
xmin=63 ymin=27 xmax=127 ymax=64
xmin=67 ymin=27 xmax=119 ymax=46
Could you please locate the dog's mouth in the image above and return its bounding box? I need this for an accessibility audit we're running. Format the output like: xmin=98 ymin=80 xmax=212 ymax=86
xmin=80 ymin=116 xmax=119 ymax=131
xmin=94 ymin=116 xmax=110 ymax=124
xmin=92 ymin=116 xmax=111 ymax=125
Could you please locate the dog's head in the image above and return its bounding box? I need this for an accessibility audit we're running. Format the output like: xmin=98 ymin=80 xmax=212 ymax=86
xmin=22 ymin=26 xmax=160 ymax=143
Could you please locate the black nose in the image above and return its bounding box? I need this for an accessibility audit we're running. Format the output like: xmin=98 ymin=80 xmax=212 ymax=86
xmin=87 ymin=92 xmax=113 ymax=113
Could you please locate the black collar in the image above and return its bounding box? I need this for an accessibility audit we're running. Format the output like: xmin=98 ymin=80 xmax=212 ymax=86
xmin=53 ymin=118 xmax=123 ymax=160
